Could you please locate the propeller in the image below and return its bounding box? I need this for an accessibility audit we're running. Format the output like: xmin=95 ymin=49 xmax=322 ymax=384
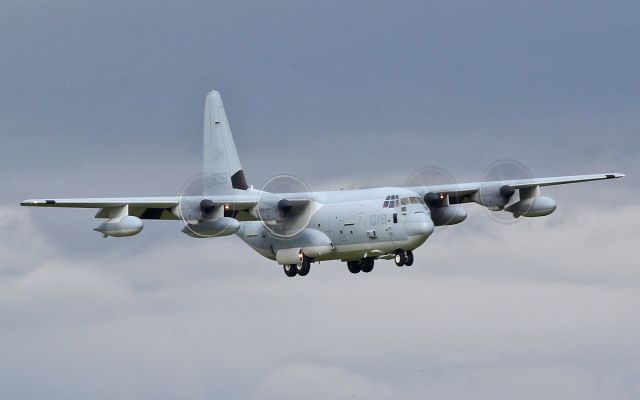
xmin=256 ymin=174 xmax=313 ymax=238
xmin=481 ymin=159 xmax=532 ymax=223
xmin=177 ymin=174 xmax=229 ymax=237
xmin=406 ymin=166 xmax=462 ymax=225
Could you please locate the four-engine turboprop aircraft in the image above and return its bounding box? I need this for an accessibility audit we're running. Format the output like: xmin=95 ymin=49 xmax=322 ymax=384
xmin=21 ymin=91 xmax=625 ymax=277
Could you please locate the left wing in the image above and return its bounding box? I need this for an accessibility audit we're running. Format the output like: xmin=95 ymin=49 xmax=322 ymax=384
xmin=410 ymin=173 xmax=624 ymax=204
xmin=408 ymin=173 xmax=624 ymax=221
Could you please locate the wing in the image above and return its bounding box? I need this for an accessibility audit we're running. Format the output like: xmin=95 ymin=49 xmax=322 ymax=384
xmin=20 ymin=194 xmax=260 ymax=220
xmin=411 ymin=173 xmax=625 ymax=204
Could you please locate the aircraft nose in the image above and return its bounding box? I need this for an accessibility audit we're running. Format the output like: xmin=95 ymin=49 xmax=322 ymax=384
xmin=404 ymin=213 xmax=435 ymax=237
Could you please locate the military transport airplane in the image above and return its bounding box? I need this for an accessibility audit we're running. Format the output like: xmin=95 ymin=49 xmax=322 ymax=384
xmin=21 ymin=91 xmax=624 ymax=277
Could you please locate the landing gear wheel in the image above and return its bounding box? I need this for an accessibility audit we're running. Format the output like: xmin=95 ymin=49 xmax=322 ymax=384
xmin=347 ymin=260 xmax=362 ymax=274
xmin=283 ymin=264 xmax=297 ymax=277
xmin=405 ymin=251 xmax=414 ymax=266
xmin=296 ymin=256 xmax=311 ymax=276
xmin=394 ymin=251 xmax=406 ymax=267
xmin=361 ymin=258 xmax=374 ymax=273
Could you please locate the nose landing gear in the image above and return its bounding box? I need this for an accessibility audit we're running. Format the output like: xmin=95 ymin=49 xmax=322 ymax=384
xmin=405 ymin=250 xmax=414 ymax=266
xmin=394 ymin=250 xmax=414 ymax=267
xmin=394 ymin=251 xmax=405 ymax=267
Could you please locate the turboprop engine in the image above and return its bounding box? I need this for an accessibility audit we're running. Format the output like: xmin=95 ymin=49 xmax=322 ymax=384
xmin=475 ymin=184 xmax=556 ymax=218
xmin=430 ymin=206 xmax=467 ymax=226
xmin=471 ymin=182 xmax=516 ymax=210
xmin=94 ymin=216 xmax=143 ymax=237
xmin=177 ymin=198 xmax=241 ymax=238
xmin=424 ymin=192 xmax=467 ymax=226
xmin=182 ymin=217 xmax=240 ymax=238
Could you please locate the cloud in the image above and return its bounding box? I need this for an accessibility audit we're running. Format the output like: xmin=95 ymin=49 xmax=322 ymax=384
xmin=1 ymin=1 xmax=638 ymax=398
xmin=0 ymin=205 xmax=638 ymax=399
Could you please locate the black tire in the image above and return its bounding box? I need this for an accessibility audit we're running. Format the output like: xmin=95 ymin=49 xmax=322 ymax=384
xmin=394 ymin=251 xmax=405 ymax=267
xmin=361 ymin=258 xmax=374 ymax=273
xmin=297 ymin=256 xmax=311 ymax=276
xmin=347 ymin=260 xmax=362 ymax=274
xmin=283 ymin=264 xmax=297 ymax=277
xmin=405 ymin=250 xmax=414 ymax=266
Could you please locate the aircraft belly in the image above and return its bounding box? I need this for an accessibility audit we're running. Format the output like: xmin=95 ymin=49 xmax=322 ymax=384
xmin=236 ymin=222 xmax=276 ymax=261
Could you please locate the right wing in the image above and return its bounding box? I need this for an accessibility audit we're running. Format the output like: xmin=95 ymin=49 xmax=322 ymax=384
xmin=20 ymin=194 xmax=261 ymax=220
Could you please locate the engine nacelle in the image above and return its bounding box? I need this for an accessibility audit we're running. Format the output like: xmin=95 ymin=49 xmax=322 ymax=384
xmin=182 ymin=217 xmax=240 ymax=238
xmin=472 ymin=183 xmax=516 ymax=210
xmin=505 ymin=196 xmax=557 ymax=217
xmin=94 ymin=216 xmax=143 ymax=237
xmin=430 ymin=206 xmax=467 ymax=226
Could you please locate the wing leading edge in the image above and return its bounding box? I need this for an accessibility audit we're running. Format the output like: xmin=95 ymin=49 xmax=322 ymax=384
xmin=410 ymin=173 xmax=625 ymax=202
xmin=20 ymin=194 xmax=262 ymax=221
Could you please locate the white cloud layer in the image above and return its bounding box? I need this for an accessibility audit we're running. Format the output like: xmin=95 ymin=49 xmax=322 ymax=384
xmin=1 ymin=2 xmax=638 ymax=397
xmin=1 ymin=204 xmax=638 ymax=399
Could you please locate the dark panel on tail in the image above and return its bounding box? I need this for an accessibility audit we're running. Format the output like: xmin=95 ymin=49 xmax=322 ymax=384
xmin=231 ymin=170 xmax=249 ymax=190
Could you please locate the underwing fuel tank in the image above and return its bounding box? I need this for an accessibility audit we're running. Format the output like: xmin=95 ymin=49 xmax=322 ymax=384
xmin=94 ymin=216 xmax=144 ymax=237
xmin=182 ymin=217 xmax=240 ymax=238
xmin=506 ymin=196 xmax=557 ymax=217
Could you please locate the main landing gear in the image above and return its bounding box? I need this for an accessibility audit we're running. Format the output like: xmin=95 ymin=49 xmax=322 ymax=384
xmin=347 ymin=258 xmax=375 ymax=274
xmin=394 ymin=250 xmax=414 ymax=267
xmin=283 ymin=255 xmax=312 ymax=277
xmin=287 ymin=251 xmax=415 ymax=276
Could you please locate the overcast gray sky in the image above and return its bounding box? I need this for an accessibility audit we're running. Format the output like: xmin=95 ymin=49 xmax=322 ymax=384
xmin=1 ymin=1 xmax=638 ymax=399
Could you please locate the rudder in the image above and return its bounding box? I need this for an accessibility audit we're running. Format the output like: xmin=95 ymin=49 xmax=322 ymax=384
xmin=202 ymin=90 xmax=248 ymax=195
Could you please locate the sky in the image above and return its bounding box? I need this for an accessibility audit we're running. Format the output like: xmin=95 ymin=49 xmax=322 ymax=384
xmin=1 ymin=1 xmax=639 ymax=399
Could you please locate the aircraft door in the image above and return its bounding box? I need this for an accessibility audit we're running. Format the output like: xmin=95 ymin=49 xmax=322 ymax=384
xmin=386 ymin=210 xmax=398 ymax=244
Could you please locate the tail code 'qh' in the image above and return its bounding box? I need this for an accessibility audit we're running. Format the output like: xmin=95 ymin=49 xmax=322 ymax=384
xmin=202 ymin=90 xmax=248 ymax=195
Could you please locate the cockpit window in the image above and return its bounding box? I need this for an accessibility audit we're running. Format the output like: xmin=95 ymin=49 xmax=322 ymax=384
xmin=383 ymin=195 xmax=400 ymax=208
xmin=383 ymin=194 xmax=422 ymax=208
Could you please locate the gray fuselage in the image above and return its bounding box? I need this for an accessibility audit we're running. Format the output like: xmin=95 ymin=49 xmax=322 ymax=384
xmin=236 ymin=187 xmax=434 ymax=263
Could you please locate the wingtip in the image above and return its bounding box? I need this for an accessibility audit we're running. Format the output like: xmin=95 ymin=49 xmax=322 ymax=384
xmin=20 ymin=199 xmax=56 ymax=206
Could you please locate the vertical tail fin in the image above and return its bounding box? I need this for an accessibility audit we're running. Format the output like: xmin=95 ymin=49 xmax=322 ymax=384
xmin=202 ymin=90 xmax=248 ymax=195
